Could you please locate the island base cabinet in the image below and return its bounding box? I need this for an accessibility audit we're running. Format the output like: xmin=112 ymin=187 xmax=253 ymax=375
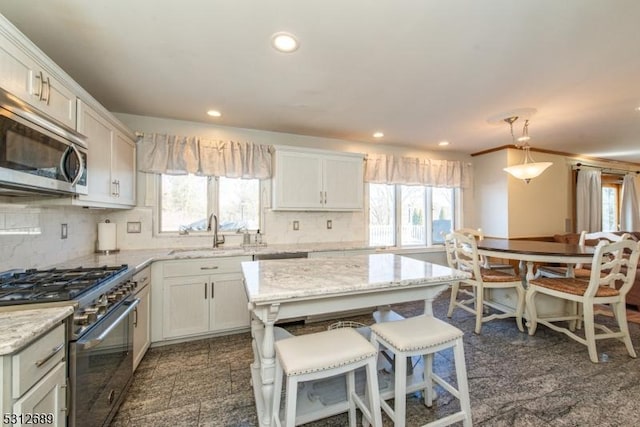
xmin=153 ymin=257 xmax=252 ymax=343
xmin=12 ymin=362 xmax=66 ymax=427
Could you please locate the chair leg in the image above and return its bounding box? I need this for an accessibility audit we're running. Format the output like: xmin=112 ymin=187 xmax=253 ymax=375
xmin=347 ymin=370 xmax=356 ymax=427
xmin=453 ymin=338 xmax=473 ymax=427
xmin=525 ymin=288 xmax=538 ymax=335
xmin=284 ymin=376 xmax=297 ymax=426
xmin=475 ymin=286 xmax=484 ymax=334
xmin=582 ymin=304 xmax=599 ymax=363
xmin=394 ymin=352 xmax=407 ymax=427
xmin=448 ymin=282 xmax=459 ymax=317
xmin=514 ymin=285 xmax=525 ymax=332
xmin=613 ymin=302 xmax=637 ymax=359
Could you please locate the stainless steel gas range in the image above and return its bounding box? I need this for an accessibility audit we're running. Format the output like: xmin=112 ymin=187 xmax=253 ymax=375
xmin=0 ymin=264 xmax=139 ymax=427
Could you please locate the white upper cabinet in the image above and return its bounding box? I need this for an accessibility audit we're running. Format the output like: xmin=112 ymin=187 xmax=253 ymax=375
xmin=76 ymin=100 xmax=136 ymax=208
xmin=0 ymin=22 xmax=76 ymax=129
xmin=272 ymin=147 xmax=364 ymax=211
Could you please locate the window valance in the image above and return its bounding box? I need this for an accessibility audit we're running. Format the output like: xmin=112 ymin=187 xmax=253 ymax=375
xmin=136 ymin=133 xmax=273 ymax=179
xmin=364 ymin=153 xmax=471 ymax=188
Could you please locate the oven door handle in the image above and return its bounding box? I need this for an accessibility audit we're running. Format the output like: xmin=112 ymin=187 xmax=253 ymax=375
xmin=77 ymin=299 xmax=140 ymax=350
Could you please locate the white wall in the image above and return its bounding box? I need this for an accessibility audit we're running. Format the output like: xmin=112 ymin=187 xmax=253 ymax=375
xmin=472 ymin=150 xmax=509 ymax=238
xmin=112 ymin=113 xmax=474 ymax=248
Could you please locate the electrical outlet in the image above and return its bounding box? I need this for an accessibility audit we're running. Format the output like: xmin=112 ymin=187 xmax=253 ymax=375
xmin=127 ymin=221 xmax=142 ymax=233
xmin=293 ymin=220 xmax=299 ymax=231
xmin=61 ymin=223 xmax=68 ymax=239
xmin=327 ymin=220 xmax=332 ymax=229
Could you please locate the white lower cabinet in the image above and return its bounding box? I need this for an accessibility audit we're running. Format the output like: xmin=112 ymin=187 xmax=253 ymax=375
xmin=152 ymin=256 xmax=252 ymax=342
xmin=1 ymin=323 xmax=67 ymax=427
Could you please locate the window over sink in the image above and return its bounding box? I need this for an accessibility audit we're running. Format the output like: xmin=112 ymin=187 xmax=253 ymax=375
xmin=369 ymin=184 xmax=457 ymax=247
xmin=159 ymin=174 xmax=260 ymax=234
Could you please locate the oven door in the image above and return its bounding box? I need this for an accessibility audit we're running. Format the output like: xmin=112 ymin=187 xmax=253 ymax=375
xmin=69 ymin=298 xmax=139 ymax=427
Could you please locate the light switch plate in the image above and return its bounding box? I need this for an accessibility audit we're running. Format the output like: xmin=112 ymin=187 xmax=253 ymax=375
xmin=327 ymin=220 xmax=332 ymax=229
xmin=61 ymin=224 xmax=68 ymax=239
xmin=293 ymin=220 xmax=299 ymax=231
xmin=127 ymin=221 xmax=142 ymax=233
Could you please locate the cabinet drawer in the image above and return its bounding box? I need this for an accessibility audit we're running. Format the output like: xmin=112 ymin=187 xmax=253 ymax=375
xmin=163 ymin=256 xmax=251 ymax=277
xmin=12 ymin=323 xmax=65 ymax=398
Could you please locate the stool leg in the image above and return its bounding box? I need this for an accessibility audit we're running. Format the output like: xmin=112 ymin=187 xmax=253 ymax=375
xmin=423 ymin=353 xmax=433 ymax=407
xmin=365 ymin=359 xmax=383 ymax=427
xmin=394 ymin=352 xmax=407 ymax=427
xmin=272 ymin=360 xmax=283 ymax=426
xmin=284 ymin=376 xmax=298 ymax=427
xmin=347 ymin=370 xmax=356 ymax=427
xmin=453 ymin=338 xmax=472 ymax=427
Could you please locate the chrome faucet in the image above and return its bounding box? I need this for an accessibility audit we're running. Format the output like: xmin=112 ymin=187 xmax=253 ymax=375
xmin=206 ymin=213 xmax=225 ymax=248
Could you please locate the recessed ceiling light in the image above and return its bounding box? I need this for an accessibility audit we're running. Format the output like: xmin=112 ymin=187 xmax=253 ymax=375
xmin=207 ymin=110 xmax=222 ymax=117
xmin=438 ymin=141 xmax=450 ymax=146
xmin=373 ymin=132 xmax=384 ymax=138
xmin=271 ymin=32 xmax=299 ymax=53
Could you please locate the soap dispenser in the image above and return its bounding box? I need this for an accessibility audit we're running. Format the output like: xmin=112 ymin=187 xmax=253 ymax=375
xmin=255 ymin=229 xmax=263 ymax=245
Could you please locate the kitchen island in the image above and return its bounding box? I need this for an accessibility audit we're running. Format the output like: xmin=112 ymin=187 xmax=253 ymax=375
xmin=242 ymin=253 xmax=469 ymax=427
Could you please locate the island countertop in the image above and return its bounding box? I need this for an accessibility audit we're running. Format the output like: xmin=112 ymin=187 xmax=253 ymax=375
xmin=242 ymin=253 xmax=469 ymax=304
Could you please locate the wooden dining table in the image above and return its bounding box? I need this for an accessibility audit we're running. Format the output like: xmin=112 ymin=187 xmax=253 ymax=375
xmin=241 ymin=253 xmax=469 ymax=427
xmin=475 ymin=238 xmax=597 ymax=317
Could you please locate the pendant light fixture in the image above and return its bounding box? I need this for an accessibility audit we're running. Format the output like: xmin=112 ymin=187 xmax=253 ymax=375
xmin=502 ymin=116 xmax=552 ymax=183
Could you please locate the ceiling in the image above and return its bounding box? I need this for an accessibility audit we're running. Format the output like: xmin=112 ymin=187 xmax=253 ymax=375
xmin=2 ymin=0 xmax=640 ymax=162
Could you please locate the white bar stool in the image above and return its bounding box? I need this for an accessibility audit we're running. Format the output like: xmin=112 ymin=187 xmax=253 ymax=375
xmin=272 ymin=327 xmax=383 ymax=427
xmin=369 ymin=315 xmax=472 ymax=427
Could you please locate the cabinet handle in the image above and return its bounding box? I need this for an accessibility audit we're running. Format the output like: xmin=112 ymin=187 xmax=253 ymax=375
xmin=45 ymin=76 xmax=51 ymax=105
xmin=211 ymin=282 xmax=214 ymax=298
xmin=35 ymin=343 xmax=64 ymax=367
xmin=115 ymin=180 xmax=120 ymax=197
xmin=204 ymin=283 xmax=207 ymax=299
xmin=34 ymin=71 xmax=45 ymax=100
xmin=133 ymin=307 xmax=138 ymax=327
xmin=200 ymin=266 xmax=219 ymax=270
xmin=320 ymin=191 xmax=323 ymax=204
xmin=324 ymin=191 xmax=327 ymax=204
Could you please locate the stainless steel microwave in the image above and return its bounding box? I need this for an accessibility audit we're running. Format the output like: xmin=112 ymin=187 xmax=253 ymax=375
xmin=0 ymin=87 xmax=87 ymax=196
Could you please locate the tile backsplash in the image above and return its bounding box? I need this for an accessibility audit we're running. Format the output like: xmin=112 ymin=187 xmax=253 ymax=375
xmin=0 ymin=206 xmax=100 ymax=271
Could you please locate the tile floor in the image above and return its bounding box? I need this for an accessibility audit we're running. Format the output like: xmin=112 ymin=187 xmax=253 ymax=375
xmin=111 ymin=291 xmax=640 ymax=426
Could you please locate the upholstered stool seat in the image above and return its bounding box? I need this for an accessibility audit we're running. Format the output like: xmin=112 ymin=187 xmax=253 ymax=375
xmin=272 ymin=328 xmax=383 ymax=426
xmin=369 ymin=315 xmax=472 ymax=427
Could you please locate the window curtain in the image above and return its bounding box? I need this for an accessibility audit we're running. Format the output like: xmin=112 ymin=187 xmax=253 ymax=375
xmin=620 ymin=173 xmax=640 ymax=231
xmin=576 ymin=169 xmax=602 ymax=233
xmin=136 ymin=133 xmax=273 ymax=179
xmin=364 ymin=153 xmax=471 ymax=188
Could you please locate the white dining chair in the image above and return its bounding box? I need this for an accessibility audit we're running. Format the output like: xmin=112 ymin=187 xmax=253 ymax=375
xmin=455 ymin=228 xmax=514 ymax=273
xmin=444 ymin=231 xmax=525 ymax=334
xmin=526 ymin=239 xmax=640 ymax=363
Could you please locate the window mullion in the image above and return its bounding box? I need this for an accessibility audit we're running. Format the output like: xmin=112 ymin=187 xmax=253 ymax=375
xmin=395 ymin=185 xmax=402 ymax=246
xmin=425 ymin=187 xmax=433 ymax=246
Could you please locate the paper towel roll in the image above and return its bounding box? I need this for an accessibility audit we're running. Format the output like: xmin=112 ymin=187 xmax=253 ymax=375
xmin=97 ymin=222 xmax=117 ymax=252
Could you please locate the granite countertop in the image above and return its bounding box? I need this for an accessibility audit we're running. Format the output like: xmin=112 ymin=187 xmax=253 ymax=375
xmin=52 ymin=241 xmax=445 ymax=273
xmin=0 ymin=305 xmax=74 ymax=355
xmin=242 ymin=253 xmax=469 ymax=304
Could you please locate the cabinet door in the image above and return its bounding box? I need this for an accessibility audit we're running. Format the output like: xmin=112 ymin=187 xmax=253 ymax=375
xmin=163 ymin=275 xmax=210 ymax=339
xmin=77 ymin=101 xmax=114 ymax=204
xmin=0 ymin=34 xmax=34 ymax=103
xmin=273 ymin=150 xmax=324 ymax=209
xmin=133 ymin=283 xmax=150 ymax=371
xmin=12 ymin=362 xmax=66 ymax=427
xmin=34 ymin=72 xmax=76 ymax=129
xmin=209 ymin=273 xmax=250 ymax=332
xmin=322 ymin=155 xmax=364 ymax=210
xmin=112 ymin=131 xmax=136 ymax=206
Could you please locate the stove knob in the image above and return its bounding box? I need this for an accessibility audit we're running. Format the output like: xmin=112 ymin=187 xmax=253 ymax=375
xmin=74 ymin=313 xmax=89 ymax=326
xmin=83 ymin=307 xmax=99 ymax=323
xmin=107 ymin=293 xmax=120 ymax=303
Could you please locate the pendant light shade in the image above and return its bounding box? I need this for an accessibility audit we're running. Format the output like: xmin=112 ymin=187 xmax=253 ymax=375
xmin=502 ymin=117 xmax=552 ymax=183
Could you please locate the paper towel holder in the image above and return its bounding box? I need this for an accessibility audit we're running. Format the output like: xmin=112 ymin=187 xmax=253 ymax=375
xmin=96 ymin=219 xmax=120 ymax=254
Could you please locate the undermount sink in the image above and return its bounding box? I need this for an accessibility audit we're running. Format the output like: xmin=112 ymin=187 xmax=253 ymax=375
xmin=167 ymin=246 xmax=245 ymax=255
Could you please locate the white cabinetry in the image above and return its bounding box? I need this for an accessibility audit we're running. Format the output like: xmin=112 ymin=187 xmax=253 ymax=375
xmin=272 ymin=147 xmax=364 ymax=211
xmin=0 ymin=21 xmax=76 ymax=129
xmin=1 ymin=323 xmax=67 ymax=427
xmin=151 ymin=256 xmax=252 ymax=342
xmin=76 ymin=100 xmax=136 ymax=208
xmin=132 ymin=267 xmax=151 ymax=371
